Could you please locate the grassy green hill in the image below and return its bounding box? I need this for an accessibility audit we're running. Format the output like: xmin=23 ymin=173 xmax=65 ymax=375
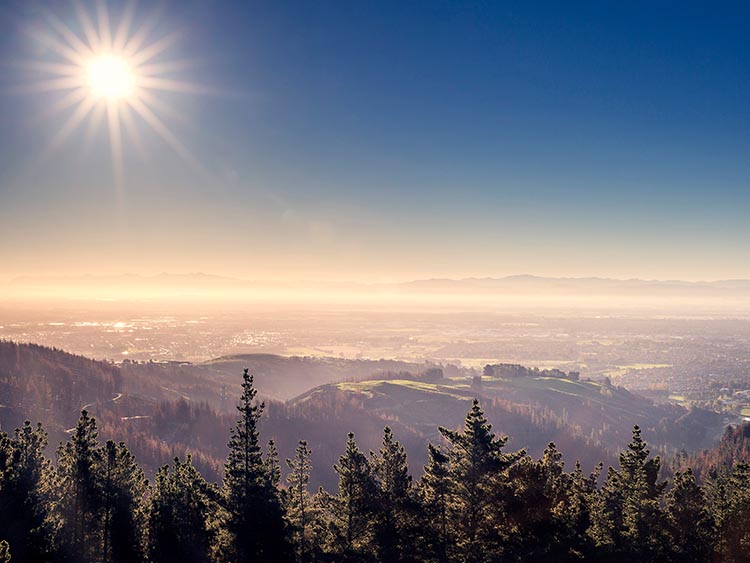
xmin=288 ymin=375 xmax=614 ymax=487
xmin=293 ymin=373 xmax=723 ymax=455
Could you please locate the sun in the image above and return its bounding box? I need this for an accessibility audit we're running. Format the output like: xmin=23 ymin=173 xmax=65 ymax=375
xmin=17 ymin=2 xmax=207 ymax=185
xmin=86 ymin=54 xmax=136 ymax=101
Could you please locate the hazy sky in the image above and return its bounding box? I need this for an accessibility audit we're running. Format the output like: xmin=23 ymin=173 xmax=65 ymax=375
xmin=1 ymin=1 xmax=749 ymax=282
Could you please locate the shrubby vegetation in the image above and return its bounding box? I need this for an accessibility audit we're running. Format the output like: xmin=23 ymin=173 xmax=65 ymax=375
xmin=483 ymin=363 xmax=580 ymax=380
xmin=2 ymin=368 xmax=750 ymax=562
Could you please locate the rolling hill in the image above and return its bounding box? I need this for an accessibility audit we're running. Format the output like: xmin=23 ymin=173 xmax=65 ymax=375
xmin=292 ymin=371 xmax=724 ymax=458
xmin=120 ymin=353 xmax=452 ymax=403
xmin=0 ymin=340 xmax=726 ymax=489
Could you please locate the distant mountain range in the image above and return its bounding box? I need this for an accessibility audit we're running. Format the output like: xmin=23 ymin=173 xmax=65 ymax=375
xmin=397 ymin=275 xmax=750 ymax=296
xmin=10 ymin=272 xmax=750 ymax=297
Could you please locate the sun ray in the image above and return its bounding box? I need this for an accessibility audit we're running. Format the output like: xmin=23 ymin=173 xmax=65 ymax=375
xmin=10 ymin=60 xmax=81 ymax=77
xmin=136 ymin=76 xmax=219 ymax=95
xmin=106 ymin=101 xmax=124 ymax=187
xmin=46 ymin=95 xmax=98 ymax=154
xmin=35 ymin=87 xmax=89 ymax=124
xmin=73 ymin=0 xmax=102 ymax=52
xmin=25 ymin=27 xmax=89 ymax=67
xmin=41 ymin=11 xmax=94 ymax=59
xmin=15 ymin=76 xmax=86 ymax=94
xmin=113 ymin=1 xmax=137 ymax=52
xmin=122 ymin=6 xmax=164 ymax=57
xmin=135 ymin=58 xmax=196 ymax=77
xmin=96 ymin=0 xmax=113 ymax=51
xmin=134 ymin=88 xmax=186 ymax=124
xmin=127 ymin=95 xmax=196 ymax=166
xmin=129 ymin=31 xmax=182 ymax=67
xmin=119 ymin=102 xmax=147 ymax=161
xmin=81 ymin=103 xmax=106 ymax=156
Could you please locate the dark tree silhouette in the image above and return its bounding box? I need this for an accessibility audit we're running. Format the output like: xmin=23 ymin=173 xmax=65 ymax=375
xmin=222 ymin=369 xmax=290 ymax=563
xmin=3 ymin=375 xmax=750 ymax=563
xmin=148 ymin=455 xmax=217 ymax=563
xmin=0 ymin=422 xmax=54 ymax=563
xmin=286 ymin=440 xmax=313 ymax=563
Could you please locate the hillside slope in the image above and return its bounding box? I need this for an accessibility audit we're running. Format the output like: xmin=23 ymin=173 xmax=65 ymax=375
xmin=1 ymin=341 xmax=725 ymax=489
xmin=0 ymin=340 xmax=121 ymax=432
xmin=120 ymin=353 xmax=452 ymax=404
xmin=293 ymin=373 xmax=723 ymax=457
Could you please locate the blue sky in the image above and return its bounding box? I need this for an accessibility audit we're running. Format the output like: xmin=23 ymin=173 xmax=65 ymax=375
xmin=1 ymin=1 xmax=749 ymax=281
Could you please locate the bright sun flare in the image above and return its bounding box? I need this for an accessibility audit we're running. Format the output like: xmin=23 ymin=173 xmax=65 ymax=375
xmin=19 ymin=2 xmax=206 ymax=185
xmin=86 ymin=54 xmax=136 ymax=101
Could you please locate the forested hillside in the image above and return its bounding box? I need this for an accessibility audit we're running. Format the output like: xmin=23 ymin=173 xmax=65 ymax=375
xmin=2 ymin=370 xmax=750 ymax=563
xmin=671 ymin=423 xmax=750 ymax=480
xmin=294 ymin=371 xmax=722 ymax=477
xmin=0 ymin=340 xmax=121 ymax=431
xmin=288 ymin=381 xmax=612 ymax=487
xmin=0 ymin=341 xmax=727 ymax=489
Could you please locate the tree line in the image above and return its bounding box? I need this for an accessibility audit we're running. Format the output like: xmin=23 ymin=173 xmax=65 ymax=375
xmin=1 ymin=369 xmax=749 ymax=563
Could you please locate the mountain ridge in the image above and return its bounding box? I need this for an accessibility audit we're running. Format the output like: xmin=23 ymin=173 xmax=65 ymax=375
xmin=11 ymin=272 xmax=750 ymax=289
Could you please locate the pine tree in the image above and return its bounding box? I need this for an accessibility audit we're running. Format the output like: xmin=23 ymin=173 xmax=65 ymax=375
xmin=328 ymin=432 xmax=376 ymax=561
xmin=417 ymin=443 xmax=451 ymax=563
xmin=222 ymin=369 xmax=290 ymax=563
xmin=665 ymin=469 xmax=714 ymax=563
xmin=588 ymin=465 xmax=625 ymax=556
xmin=286 ymin=441 xmax=313 ymax=563
xmin=563 ymin=461 xmax=600 ymax=560
xmin=370 ymin=427 xmax=417 ymax=563
xmin=439 ymin=399 xmax=525 ymax=563
xmin=307 ymin=487 xmax=339 ymax=562
xmin=99 ymin=440 xmax=147 ymax=563
xmin=55 ymin=410 xmax=103 ymax=563
xmin=620 ymin=426 xmax=668 ymax=562
xmin=715 ymin=462 xmax=750 ymax=563
xmin=589 ymin=426 xmax=668 ymax=563
xmin=0 ymin=422 xmax=55 ymax=563
xmin=266 ymin=439 xmax=282 ymax=489
xmin=148 ymin=455 xmax=218 ymax=563
xmin=505 ymin=443 xmax=576 ymax=562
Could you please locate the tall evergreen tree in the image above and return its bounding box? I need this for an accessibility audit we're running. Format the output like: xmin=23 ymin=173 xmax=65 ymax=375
xmin=589 ymin=426 xmax=668 ymax=563
xmin=99 ymin=440 xmax=147 ymax=563
xmin=55 ymin=410 xmax=103 ymax=563
xmin=306 ymin=487 xmax=338 ymax=562
xmin=0 ymin=422 xmax=54 ymax=563
xmin=589 ymin=459 xmax=632 ymax=556
xmin=439 ymin=399 xmax=525 ymax=563
xmin=222 ymin=369 xmax=290 ymax=563
xmin=665 ymin=469 xmax=714 ymax=563
xmin=505 ymin=443 xmax=575 ymax=562
xmin=715 ymin=462 xmax=750 ymax=563
xmin=620 ymin=426 xmax=668 ymax=562
xmin=286 ymin=441 xmax=313 ymax=563
xmin=266 ymin=439 xmax=282 ymax=489
xmin=562 ymin=461 xmax=600 ymax=560
xmin=417 ymin=444 xmax=452 ymax=563
xmin=328 ymin=432 xmax=376 ymax=561
xmin=148 ymin=455 xmax=217 ymax=563
xmin=370 ymin=427 xmax=417 ymax=563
